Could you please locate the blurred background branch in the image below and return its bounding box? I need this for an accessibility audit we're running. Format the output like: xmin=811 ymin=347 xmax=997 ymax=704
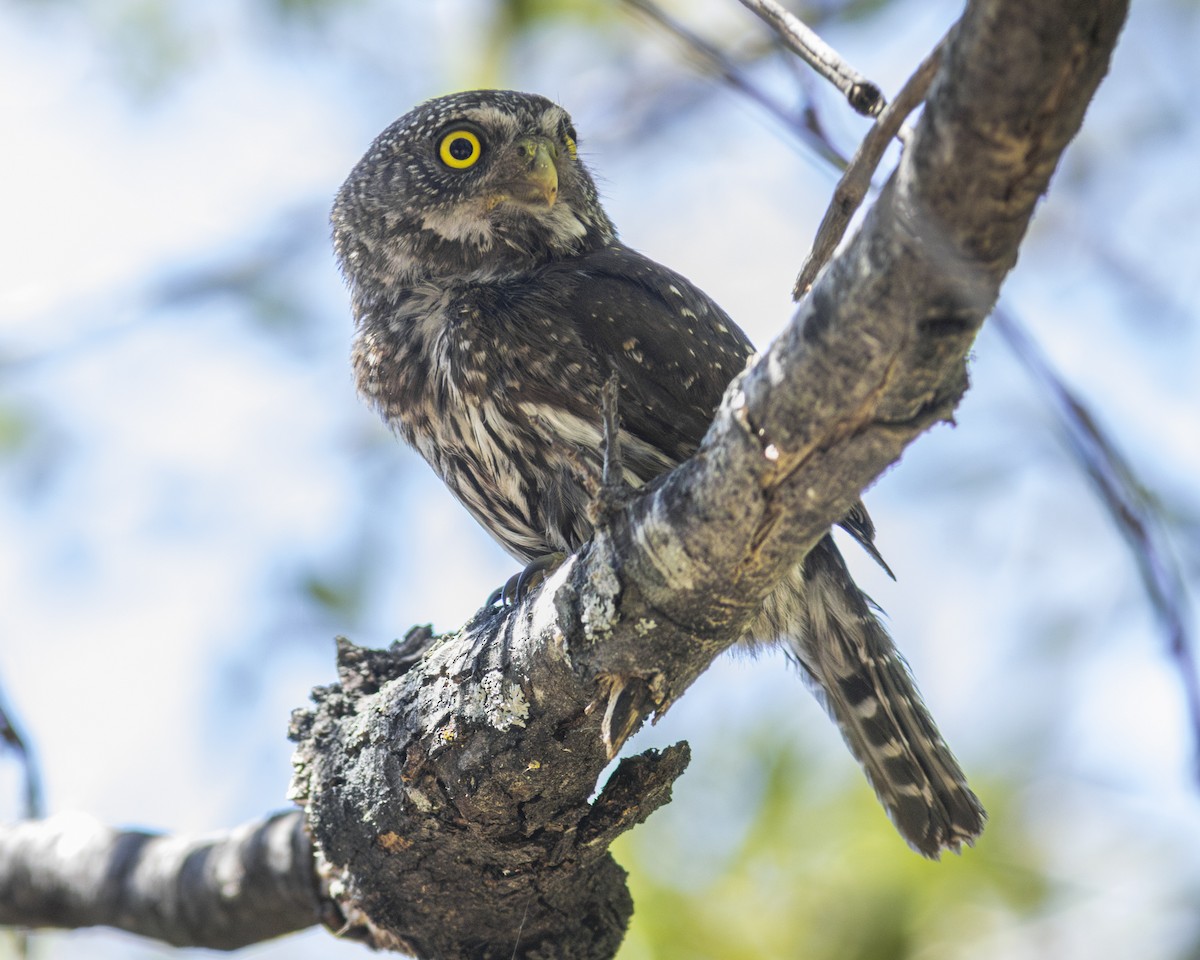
xmin=993 ymin=306 xmax=1200 ymax=775
xmin=0 ymin=690 xmax=42 ymax=821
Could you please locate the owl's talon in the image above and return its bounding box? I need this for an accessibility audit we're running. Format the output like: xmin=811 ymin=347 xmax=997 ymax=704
xmin=491 ymin=552 xmax=567 ymax=607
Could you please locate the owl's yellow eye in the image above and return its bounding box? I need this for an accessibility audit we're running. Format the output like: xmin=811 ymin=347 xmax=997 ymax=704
xmin=563 ymin=134 xmax=577 ymax=160
xmin=438 ymin=129 xmax=482 ymax=169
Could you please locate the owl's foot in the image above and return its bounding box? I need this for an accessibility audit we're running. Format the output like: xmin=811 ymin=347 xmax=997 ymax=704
xmin=488 ymin=552 xmax=567 ymax=608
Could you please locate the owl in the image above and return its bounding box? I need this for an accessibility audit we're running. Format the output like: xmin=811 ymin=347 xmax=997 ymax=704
xmin=332 ymin=89 xmax=984 ymax=857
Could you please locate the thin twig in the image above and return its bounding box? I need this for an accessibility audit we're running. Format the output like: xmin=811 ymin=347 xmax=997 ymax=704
xmin=736 ymin=0 xmax=884 ymax=116
xmin=793 ymin=32 xmax=948 ymax=298
xmin=601 ymin=373 xmax=623 ymax=489
xmin=509 ymin=893 xmax=532 ymax=960
xmin=994 ymin=307 xmax=1200 ymax=780
xmin=584 ymin=374 xmax=629 ymax=533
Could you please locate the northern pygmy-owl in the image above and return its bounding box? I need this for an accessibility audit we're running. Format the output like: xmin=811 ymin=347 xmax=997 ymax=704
xmin=332 ymin=89 xmax=984 ymax=857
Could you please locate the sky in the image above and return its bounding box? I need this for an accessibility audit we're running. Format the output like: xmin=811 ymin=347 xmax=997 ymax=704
xmin=1 ymin=1 xmax=1199 ymax=958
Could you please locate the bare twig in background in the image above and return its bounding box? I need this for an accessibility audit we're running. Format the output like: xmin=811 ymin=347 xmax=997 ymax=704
xmin=793 ymin=32 xmax=948 ymax=297
xmin=0 ymin=688 xmax=42 ymax=820
xmin=994 ymin=308 xmax=1200 ymax=777
xmin=736 ymin=0 xmax=883 ymax=116
xmin=621 ymin=0 xmax=848 ymax=169
xmin=0 ymin=689 xmax=39 ymax=960
xmin=769 ymin=33 xmax=846 ymax=156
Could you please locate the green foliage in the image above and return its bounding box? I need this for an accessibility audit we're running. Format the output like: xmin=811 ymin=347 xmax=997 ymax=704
xmin=97 ymin=0 xmax=198 ymax=98
xmin=266 ymin=0 xmax=364 ymax=23
xmin=471 ymin=0 xmax=619 ymax=89
xmin=615 ymin=723 xmax=1050 ymax=959
xmin=0 ymin=407 xmax=35 ymax=459
xmin=300 ymin=570 xmax=367 ymax=620
xmin=495 ymin=0 xmax=612 ymax=27
xmin=825 ymin=0 xmax=897 ymax=23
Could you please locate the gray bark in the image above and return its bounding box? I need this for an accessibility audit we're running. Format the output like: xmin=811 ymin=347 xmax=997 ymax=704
xmin=0 ymin=811 xmax=325 ymax=949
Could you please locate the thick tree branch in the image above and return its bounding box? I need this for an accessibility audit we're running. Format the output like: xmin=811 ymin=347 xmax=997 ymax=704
xmin=0 ymin=811 xmax=326 ymax=949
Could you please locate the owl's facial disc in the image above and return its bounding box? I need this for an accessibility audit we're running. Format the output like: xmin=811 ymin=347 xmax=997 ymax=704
xmin=421 ymin=128 xmax=585 ymax=260
xmin=333 ymin=91 xmax=617 ymax=285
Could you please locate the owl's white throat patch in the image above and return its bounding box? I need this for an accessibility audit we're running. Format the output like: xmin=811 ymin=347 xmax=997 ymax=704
xmin=420 ymin=196 xmax=589 ymax=258
xmin=420 ymin=200 xmax=499 ymax=251
xmin=537 ymin=202 xmax=589 ymax=248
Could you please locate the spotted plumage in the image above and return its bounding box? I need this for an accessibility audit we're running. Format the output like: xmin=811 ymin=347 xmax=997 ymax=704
xmin=332 ymin=89 xmax=985 ymax=856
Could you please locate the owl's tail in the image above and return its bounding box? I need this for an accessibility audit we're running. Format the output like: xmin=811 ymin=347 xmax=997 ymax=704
xmin=756 ymin=536 xmax=986 ymax=858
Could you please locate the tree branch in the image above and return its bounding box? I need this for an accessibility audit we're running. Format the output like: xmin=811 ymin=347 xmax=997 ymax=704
xmin=993 ymin=306 xmax=1200 ymax=773
xmin=0 ymin=692 xmax=43 ymax=820
xmin=736 ymin=0 xmax=885 ymax=116
xmin=0 ymin=811 xmax=327 ymax=949
xmin=793 ymin=31 xmax=947 ymax=297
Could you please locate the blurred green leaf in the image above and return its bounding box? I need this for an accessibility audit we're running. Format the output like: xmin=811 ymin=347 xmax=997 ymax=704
xmin=101 ymin=0 xmax=197 ymax=98
xmin=267 ymin=0 xmax=364 ymax=24
xmin=496 ymin=0 xmax=613 ymax=29
xmin=301 ymin=572 xmax=365 ymax=618
xmin=0 ymin=407 xmax=35 ymax=459
xmin=473 ymin=0 xmax=619 ymax=87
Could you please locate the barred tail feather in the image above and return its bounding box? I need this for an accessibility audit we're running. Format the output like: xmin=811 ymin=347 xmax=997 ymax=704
xmin=758 ymin=536 xmax=986 ymax=858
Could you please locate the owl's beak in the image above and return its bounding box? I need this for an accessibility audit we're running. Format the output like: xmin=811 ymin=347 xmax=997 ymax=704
xmin=503 ymin=138 xmax=559 ymax=208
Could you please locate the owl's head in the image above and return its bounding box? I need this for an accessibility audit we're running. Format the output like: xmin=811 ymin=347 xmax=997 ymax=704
xmin=333 ymin=90 xmax=615 ymax=293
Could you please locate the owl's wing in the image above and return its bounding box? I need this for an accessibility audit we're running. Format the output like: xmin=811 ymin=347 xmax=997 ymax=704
xmin=554 ymin=243 xmax=893 ymax=575
xmin=557 ymin=243 xmax=754 ymax=477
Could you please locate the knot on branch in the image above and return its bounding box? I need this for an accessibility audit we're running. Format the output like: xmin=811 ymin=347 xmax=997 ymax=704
xmin=288 ymin=626 xmax=690 ymax=959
